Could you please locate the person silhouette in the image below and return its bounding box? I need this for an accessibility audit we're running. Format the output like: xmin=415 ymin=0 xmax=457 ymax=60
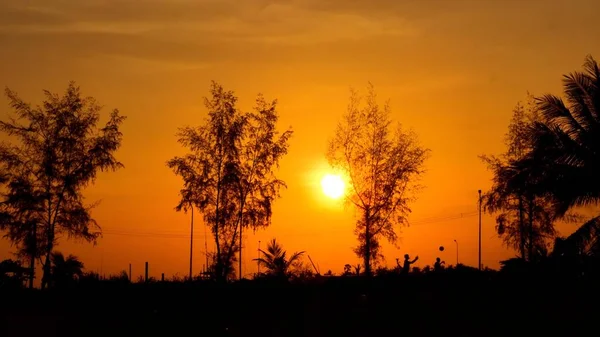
xmin=401 ymin=254 xmax=419 ymax=274
xmin=434 ymin=257 xmax=445 ymax=272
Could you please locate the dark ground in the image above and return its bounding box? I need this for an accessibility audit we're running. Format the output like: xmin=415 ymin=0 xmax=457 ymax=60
xmin=1 ymin=273 xmax=597 ymax=337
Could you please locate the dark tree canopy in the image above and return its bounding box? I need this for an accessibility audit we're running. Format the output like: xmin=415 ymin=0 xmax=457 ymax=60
xmin=511 ymin=55 xmax=600 ymax=265
xmin=168 ymin=81 xmax=292 ymax=282
xmin=0 ymin=82 xmax=126 ymax=289
xmin=327 ymin=83 xmax=429 ymax=276
xmin=512 ymin=55 xmax=600 ymax=216
xmin=50 ymin=251 xmax=84 ymax=288
xmin=481 ymin=96 xmax=557 ymax=260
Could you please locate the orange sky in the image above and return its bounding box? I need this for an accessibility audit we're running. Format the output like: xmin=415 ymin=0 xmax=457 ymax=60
xmin=1 ymin=0 xmax=600 ymax=280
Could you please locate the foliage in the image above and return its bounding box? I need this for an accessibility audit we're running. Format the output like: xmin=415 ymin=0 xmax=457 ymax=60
xmin=327 ymin=83 xmax=429 ymax=276
xmin=0 ymin=82 xmax=126 ymax=289
xmin=511 ymin=55 xmax=600 ymax=217
xmin=0 ymin=258 xmax=28 ymax=289
xmin=168 ymin=82 xmax=292 ymax=282
xmin=554 ymin=216 xmax=600 ymax=258
xmin=343 ymin=264 xmax=352 ymax=276
xmin=50 ymin=251 xmax=84 ymax=288
xmin=480 ymin=96 xmax=557 ymax=260
xmin=291 ymin=261 xmax=316 ymax=282
xmin=254 ymin=238 xmax=305 ymax=280
xmin=206 ymin=250 xmax=237 ymax=281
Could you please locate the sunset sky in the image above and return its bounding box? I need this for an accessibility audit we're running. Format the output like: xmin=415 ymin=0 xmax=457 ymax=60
xmin=1 ymin=0 xmax=600 ymax=280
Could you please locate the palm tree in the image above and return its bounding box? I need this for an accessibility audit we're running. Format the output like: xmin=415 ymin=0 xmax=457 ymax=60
xmin=50 ymin=251 xmax=84 ymax=288
xmin=512 ymin=55 xmax=600 ymax=216
xmin=254 ymin=238 xmax=304 ymax=280
xmin=510 ymin=55 xmax=600 ymax=259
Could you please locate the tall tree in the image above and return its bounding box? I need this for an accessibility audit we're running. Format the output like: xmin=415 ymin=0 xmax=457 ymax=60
xmin=168 ymin=82 xmax=291 ymax=282
xmin=511 ymin=55 xmax=600 ymax=263
xmin=481 ymin=96 xmax=557 ymax=260
xmin=0 ymin=82 xmax=125 ymax=289
xmin=327 ymin=83 xmax=429 ymax=276
xmin=512 ymin=55 xmax=600 ymax=215
xmin=231 ymin=94 xmax=292 ymax=279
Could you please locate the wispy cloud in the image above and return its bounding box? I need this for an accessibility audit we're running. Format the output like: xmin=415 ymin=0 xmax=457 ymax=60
xmin=0 ymin=0 xmax=419 ymax=43
xmin=0 ymin=0 xmax=422 ymax=70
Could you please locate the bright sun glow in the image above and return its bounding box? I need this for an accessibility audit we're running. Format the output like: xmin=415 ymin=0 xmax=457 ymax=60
xmin=321 ymin=174 xmax=345 ymax=199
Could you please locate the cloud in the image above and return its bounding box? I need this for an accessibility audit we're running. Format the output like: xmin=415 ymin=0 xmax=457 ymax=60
xmin=0 ymin=0 xmax=419 ymax=43
xmin=0 ymin=0 xmax=422 ymax=71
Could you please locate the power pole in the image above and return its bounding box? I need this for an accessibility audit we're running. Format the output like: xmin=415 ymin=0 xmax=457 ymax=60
xmin=454 ymin=239 xmax=459 ymax=265
xmin=145 ymin=262 xmax=149 ymax=282
xmin=478 ymin=189 xmax=482 ymax=270
xmin=189 ymin=206 xmax=194 ymax=281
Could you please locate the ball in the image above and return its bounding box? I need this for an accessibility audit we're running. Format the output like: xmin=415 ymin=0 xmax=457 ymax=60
xmin=439 ymin=246 xmax=445 ymax=251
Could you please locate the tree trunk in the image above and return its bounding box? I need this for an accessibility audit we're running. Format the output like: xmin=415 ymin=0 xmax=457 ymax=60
xmin=518 ymin=196 xmax=526 ymax=260
xmin=28 ymin=222 xmax=36 ymax=289
xmin=364 ymin=208 xmax=371 ymax=277
xmin=40 ymin=224 xmax=54 ymax=289
xmin=527 ymin=197 xmax=534 ymax=261
xmin=214 ymin=176 xmax=223 ymax=283
xmin=238 ymin=200 xmax=245 ymax=280
xmin=239 ymin=219 xmax=242 ymax=280
xmin=41 ymin=251 xmax=51 ymax=289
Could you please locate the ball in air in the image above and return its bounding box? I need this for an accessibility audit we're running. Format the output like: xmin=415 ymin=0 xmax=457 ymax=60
xmin=439 ymin=246 xmax=444 ymax=251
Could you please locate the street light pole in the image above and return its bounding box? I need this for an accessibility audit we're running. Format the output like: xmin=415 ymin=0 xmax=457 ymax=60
xmin=454 ymin=239 xmax=458 ymax=265
xmin=478 ymin=189 xmax=482 ymax=271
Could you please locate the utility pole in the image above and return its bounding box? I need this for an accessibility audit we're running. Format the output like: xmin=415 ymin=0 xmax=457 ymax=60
xmin=145 ymin=262 xmax=149 ymax=282
xmin=478 ymin=189 xmax=482 ymax=271
xmin=454 ymin=239 xmax=459 ymax=265
xmin=189 ymin=206 xmax=194 ymax=281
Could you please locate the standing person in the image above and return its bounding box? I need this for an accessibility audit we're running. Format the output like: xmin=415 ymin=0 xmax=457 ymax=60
xmin=401 ymin=254 xmax=419 ymax=274
xmin=434 ymin=257 xmax=445 ymax=272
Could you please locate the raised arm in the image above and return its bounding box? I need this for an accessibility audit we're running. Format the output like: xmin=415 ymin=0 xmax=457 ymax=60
xmin=411 ymin=256 xmax=419 ymax=263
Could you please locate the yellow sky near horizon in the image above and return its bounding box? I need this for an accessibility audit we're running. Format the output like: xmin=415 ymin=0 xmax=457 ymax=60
xmin=1 ymin=0 xmax=600 ymax=280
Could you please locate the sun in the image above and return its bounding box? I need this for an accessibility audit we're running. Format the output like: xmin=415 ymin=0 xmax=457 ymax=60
xmin=321 ymin=174 xmax=345 ymax=199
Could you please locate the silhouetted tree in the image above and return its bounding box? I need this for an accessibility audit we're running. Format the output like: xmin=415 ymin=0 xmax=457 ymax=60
xmin=254 ymin=238 xmax=304 ymax=280
xmin=206 ymin=250 xmax=237 ymax=281
xmin=168 ymin=82 xmax=291 ymax=282
xmin=510 ymin=56 xmax=600 ymax=263
xmin=512 ymin=55 xmax=600 ymax=215
xmin=0 ymin=82 xmax=125 ymax=289
xmin=0 ymin=258 xmax=28 ymax=289
xmin=50 ymin=251 xmax=83 ymax=288
xmin=327 ymin=83 xmax=429 ymax=276
xmin=353 ymin=264 xmax=361 ymax=276
xmin=343 ymin=263 xmax=352 ymax=276
xmin=481 ymin=96 xmax=557 ymax=261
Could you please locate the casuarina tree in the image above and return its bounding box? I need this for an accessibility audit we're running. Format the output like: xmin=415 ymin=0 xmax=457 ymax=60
xmin=0 ymin=82 xmax=125 ymax=289
xmin=327 ymin=83 xmax=429 ymax=276
xmin=168 ymin=81 xmax=291 ymax=282
xmin=480 ymin=95 xmax=557 ymax=261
